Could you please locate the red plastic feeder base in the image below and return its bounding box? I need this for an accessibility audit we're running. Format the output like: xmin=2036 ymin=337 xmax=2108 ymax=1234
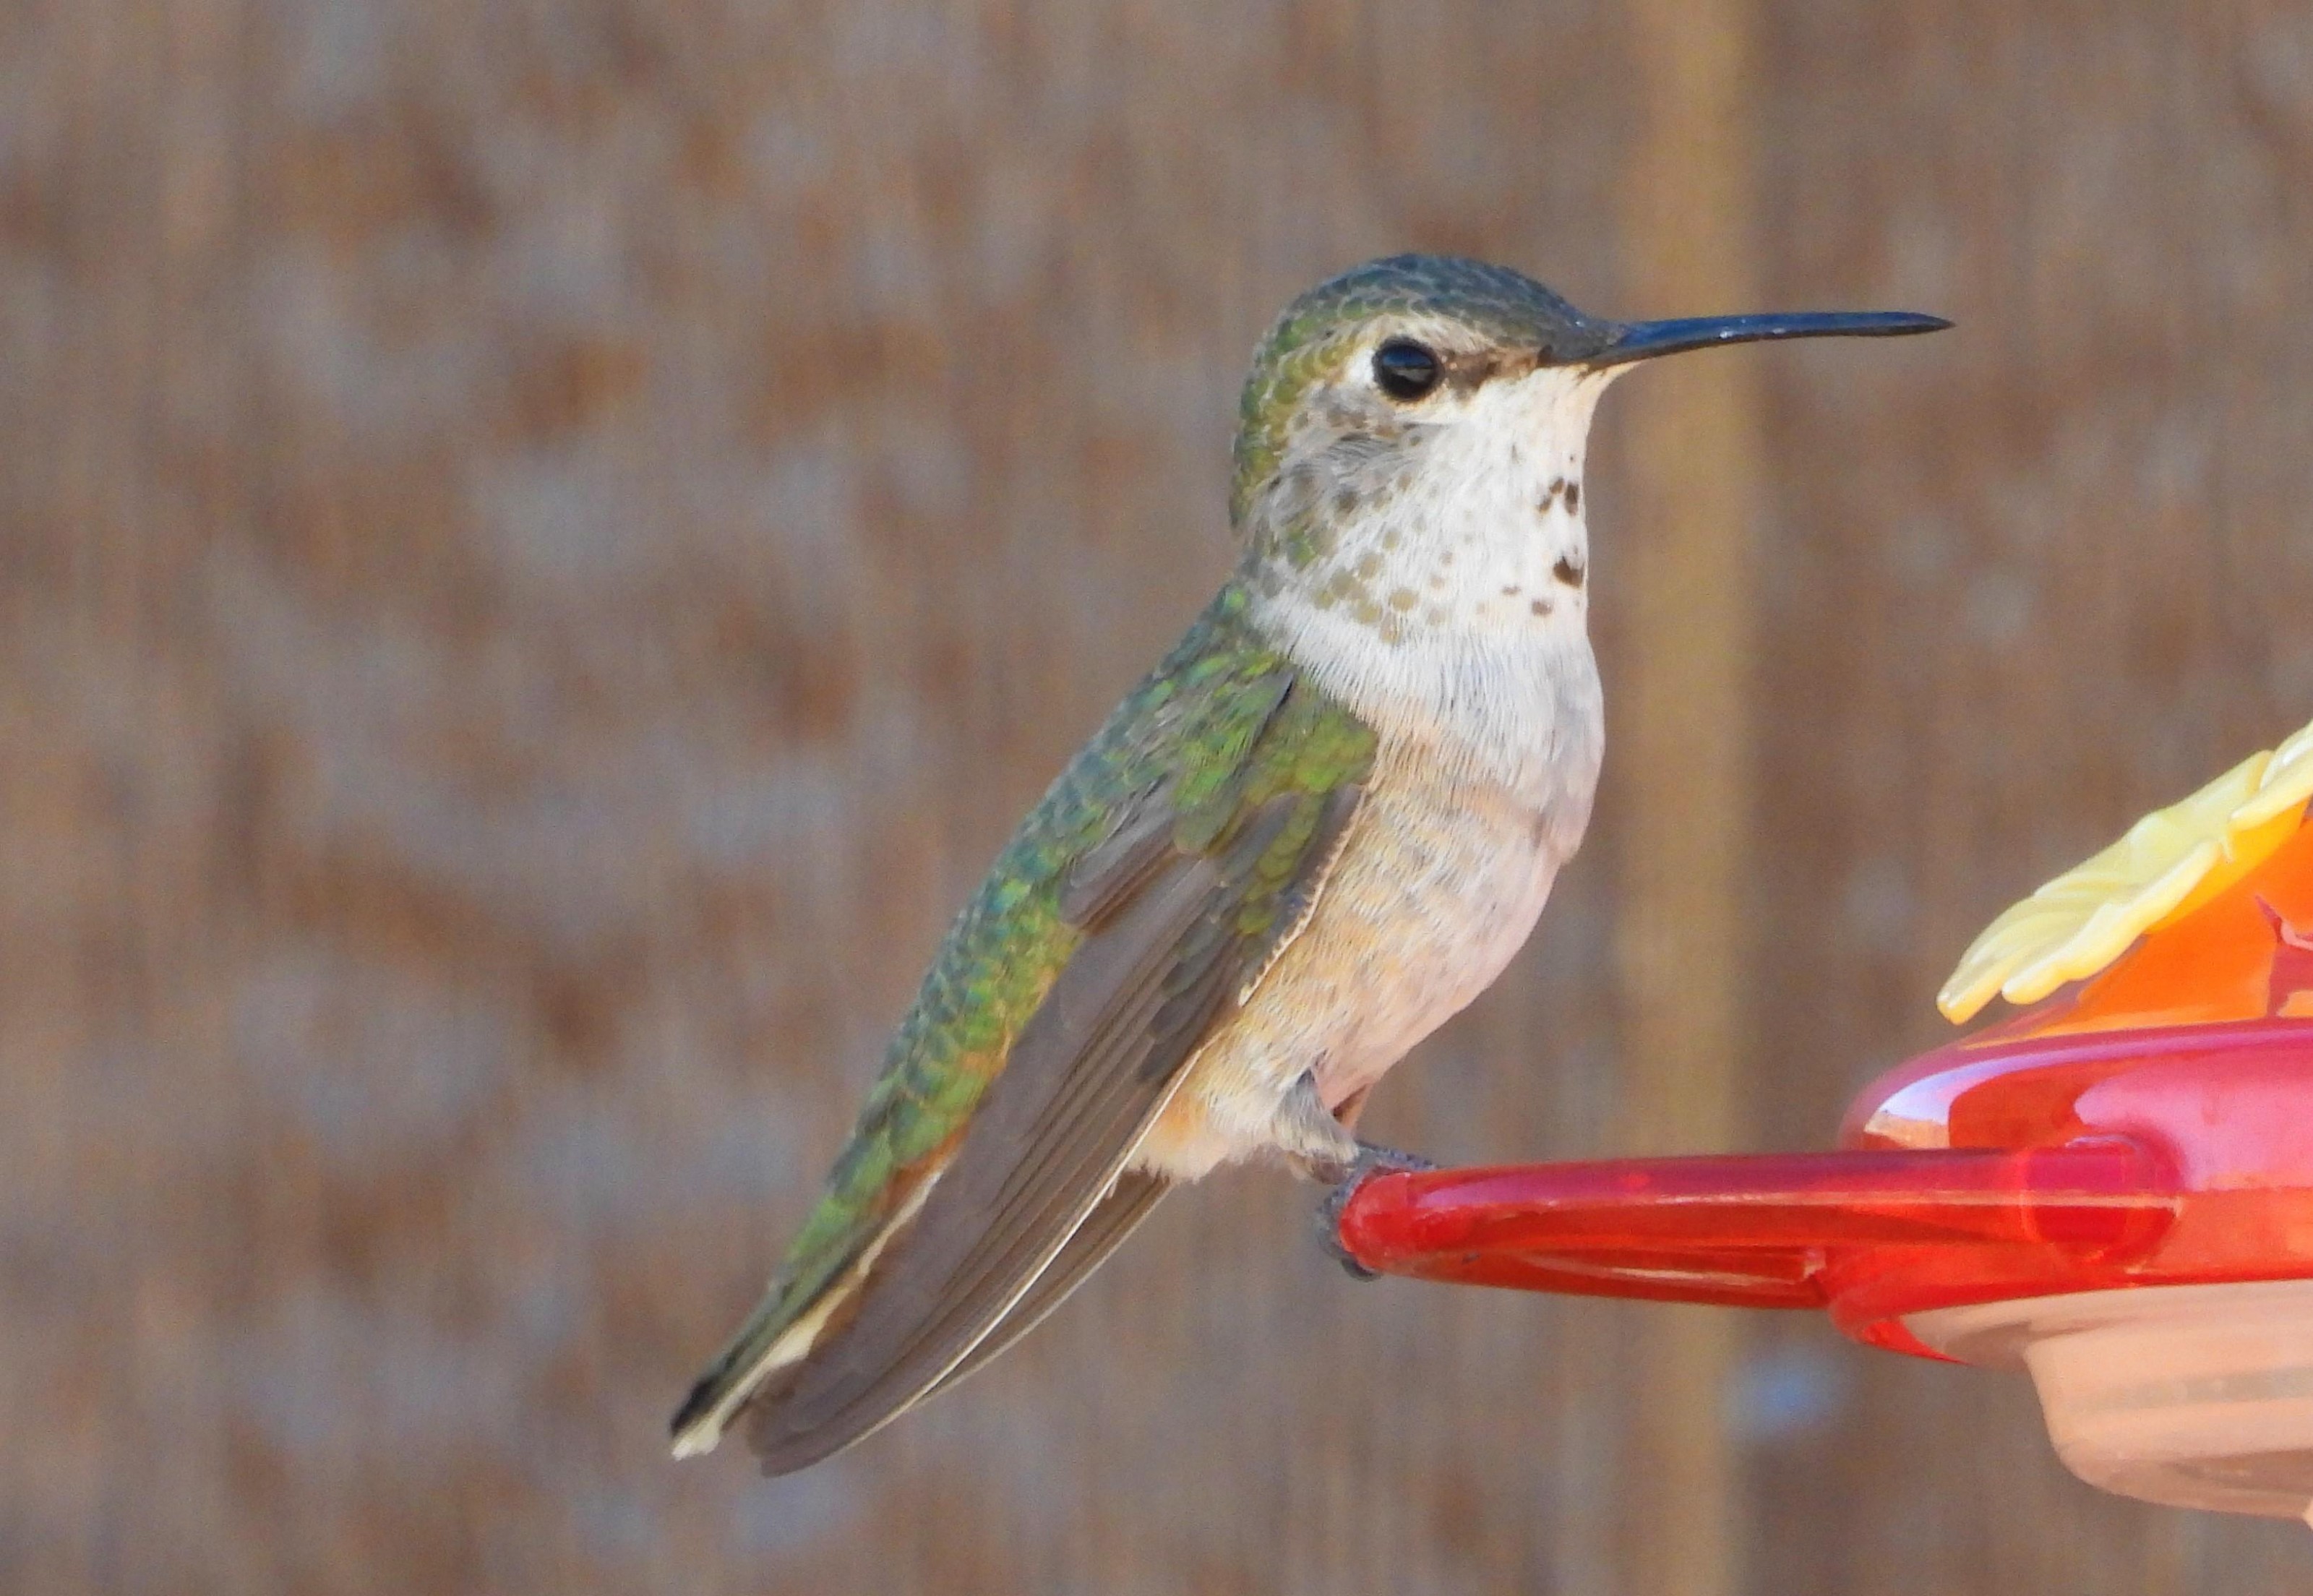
xmin=1336 ymin=818 xmax=2313 ymax=1518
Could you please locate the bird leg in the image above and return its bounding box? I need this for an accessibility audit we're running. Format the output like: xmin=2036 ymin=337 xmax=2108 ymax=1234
xmin=1274 ymin=1070 xmax=1363 ymax=1180
xmin=1273 ymin=1071 xmax=1435 ymax=1279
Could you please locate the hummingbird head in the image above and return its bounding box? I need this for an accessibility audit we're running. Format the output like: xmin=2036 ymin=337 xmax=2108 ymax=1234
xmin=1230 ymin=254 xmax=1945 ymax=643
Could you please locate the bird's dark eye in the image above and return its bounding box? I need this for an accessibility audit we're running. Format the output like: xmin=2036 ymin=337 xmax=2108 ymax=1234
xmin=1373 ymin=340 xmax=1443 ymax=401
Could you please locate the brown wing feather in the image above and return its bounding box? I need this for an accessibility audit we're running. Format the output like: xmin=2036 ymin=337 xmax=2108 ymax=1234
xmin=744 ymin=852 xmax=1225 ymax=1471
xmin=915 ymin=1170 xmax=1170 ymax=1405
xmin=743 ymin=796 xmax=1320 ymax=1475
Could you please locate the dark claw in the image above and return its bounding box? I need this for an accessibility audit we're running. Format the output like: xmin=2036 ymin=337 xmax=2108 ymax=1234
xmin=1313 ymin=1143 xmax=1436 ymax=1280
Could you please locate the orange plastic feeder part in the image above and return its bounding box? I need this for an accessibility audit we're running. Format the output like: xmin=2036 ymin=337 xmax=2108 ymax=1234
xmin=1337 ymin=812 xmax=2313 ymax=1519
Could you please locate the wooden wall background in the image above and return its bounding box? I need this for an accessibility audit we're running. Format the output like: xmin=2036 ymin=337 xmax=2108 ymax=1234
xmin=9 ymin=1 xmax=2313 ymax=1591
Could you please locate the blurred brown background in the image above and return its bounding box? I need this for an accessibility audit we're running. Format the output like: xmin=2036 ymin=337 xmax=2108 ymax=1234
xmin=11 ymin=1 xmax=2313 ymax=1591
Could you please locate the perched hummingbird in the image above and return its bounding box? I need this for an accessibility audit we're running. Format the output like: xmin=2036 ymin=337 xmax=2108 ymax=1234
xmin=671 ymin=254 xmax=1946 ymax=1472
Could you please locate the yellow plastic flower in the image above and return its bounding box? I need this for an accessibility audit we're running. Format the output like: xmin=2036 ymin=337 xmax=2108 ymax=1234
xmin=1938 ymin=714 xmax=2313 ymax=1024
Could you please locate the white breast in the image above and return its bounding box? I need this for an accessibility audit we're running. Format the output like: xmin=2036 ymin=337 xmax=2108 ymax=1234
xmin=1300 ymin=729 xmax=1587 ymax=1102
xmin=1129 ymin=616 xmax=1603 ymax=1182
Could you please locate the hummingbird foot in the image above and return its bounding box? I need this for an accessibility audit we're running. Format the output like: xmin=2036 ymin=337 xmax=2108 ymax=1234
xmin=1313 ymin=1142 xmax=1436 ymax=1281
xmin=1269 ymin=1071 xmax=1434 ymax=1276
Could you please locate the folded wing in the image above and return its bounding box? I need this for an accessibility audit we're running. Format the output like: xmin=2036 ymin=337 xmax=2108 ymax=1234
xmin=669 ymin=588 xmax=1376 ymax=1472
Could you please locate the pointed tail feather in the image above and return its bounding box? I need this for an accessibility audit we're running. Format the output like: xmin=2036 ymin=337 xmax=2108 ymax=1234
xmin=668 ymin=1275 xmax=849 ymax=1459
xmin=669 ymin=1177 xmax=940 ymax=1459
xmin=742 ymin=1170 xmax=1171 ymax=1475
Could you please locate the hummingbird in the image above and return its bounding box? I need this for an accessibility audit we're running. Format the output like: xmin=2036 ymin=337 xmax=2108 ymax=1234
xmin=671 ymin=254 xmax=1946 ymax=1472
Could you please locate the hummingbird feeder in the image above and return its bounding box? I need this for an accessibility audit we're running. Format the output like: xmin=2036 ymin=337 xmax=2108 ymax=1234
xmin=1337 ymin=716 xmax=2313 ymax=1521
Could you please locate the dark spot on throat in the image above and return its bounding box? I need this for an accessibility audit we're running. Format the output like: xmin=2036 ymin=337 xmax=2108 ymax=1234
xmin=1553 ymin=554 xmax=1586 ymax=590
xmin=1565 ymin=480 xmax=1582 ymax=511
xmin=1530 ymin=596 xmax=1553 ymax=617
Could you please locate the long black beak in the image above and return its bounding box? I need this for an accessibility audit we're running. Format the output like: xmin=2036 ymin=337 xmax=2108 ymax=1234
xmin=1580 ymin=309 xmax=1950 ymax=369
